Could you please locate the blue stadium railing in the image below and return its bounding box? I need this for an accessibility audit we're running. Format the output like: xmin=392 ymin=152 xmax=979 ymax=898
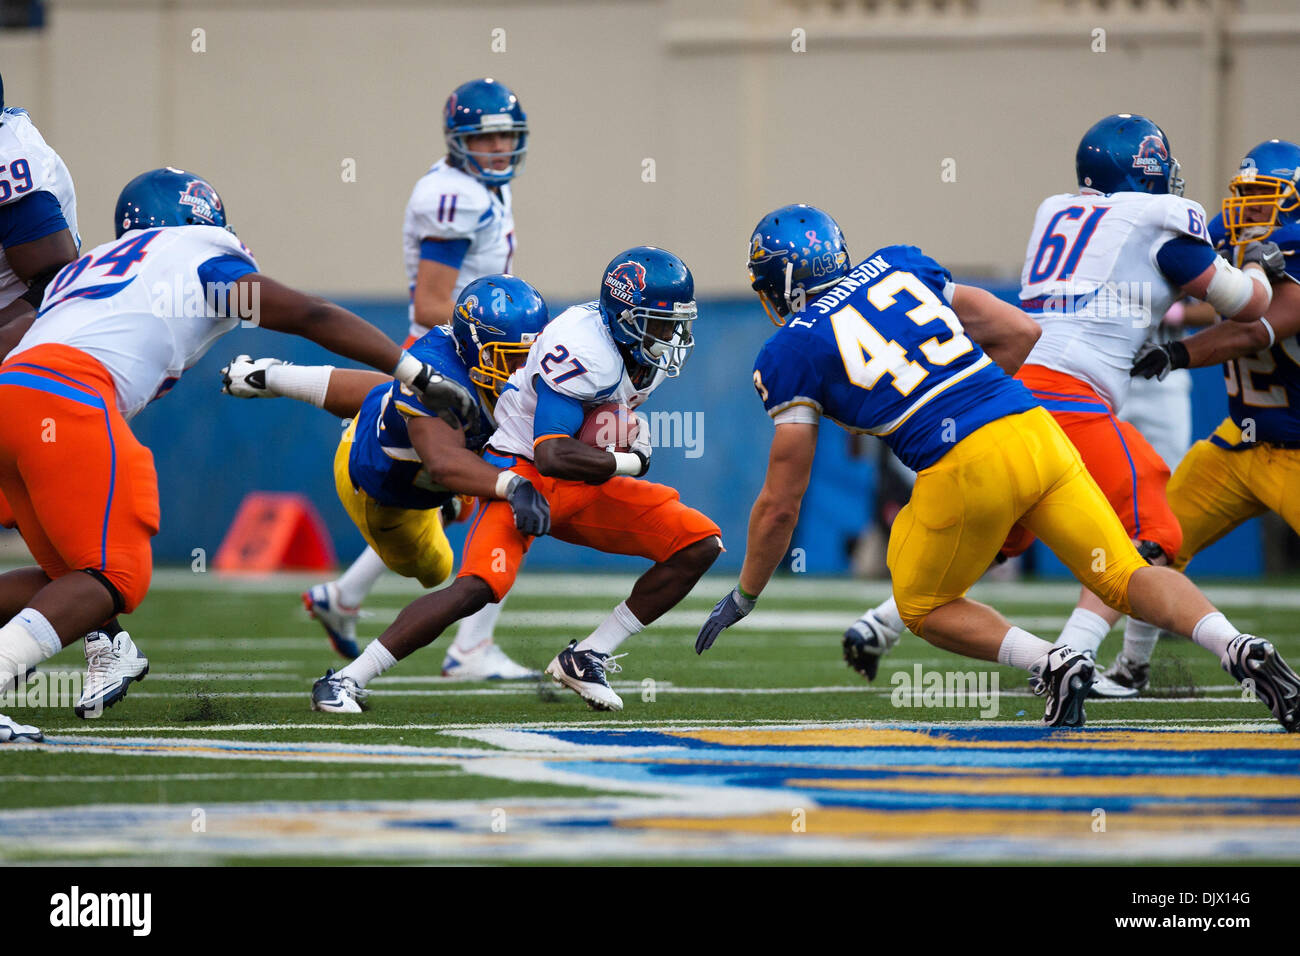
xmin=134 ymin=288 xmax=1260 ymax=577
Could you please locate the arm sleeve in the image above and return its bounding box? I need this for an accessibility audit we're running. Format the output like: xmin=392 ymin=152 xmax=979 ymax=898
xmin=0 ymin=190 xmax=69 ymax=248
xmin=533 ymin=377 xmax=588 ymax=446
xmin=197 ymin=253 xmax=259 ymax=315
xmin=1155 ymin=236 xmax=1219 ymax=287
xmin=753 ymin=338 xmax=824 ymax=421
xmin=419 ymin=236 xmax=471 ymax=269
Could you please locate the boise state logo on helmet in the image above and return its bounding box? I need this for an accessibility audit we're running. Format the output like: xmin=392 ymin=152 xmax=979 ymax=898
xmin=179 ymin=179 xmax=223 ymax=226
xmin=1132 ymin=135 xmax=1169 ymax=176
xmin=604 ymin=260 xmax=647 ymax=309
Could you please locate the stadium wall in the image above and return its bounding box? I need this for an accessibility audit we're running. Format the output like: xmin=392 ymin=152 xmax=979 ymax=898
xmin=2 ymin=0 xmax=1300 ymax=300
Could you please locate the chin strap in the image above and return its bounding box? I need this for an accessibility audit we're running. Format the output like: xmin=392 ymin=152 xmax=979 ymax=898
xmin=782 ymin=261 xmax=795 ymax=313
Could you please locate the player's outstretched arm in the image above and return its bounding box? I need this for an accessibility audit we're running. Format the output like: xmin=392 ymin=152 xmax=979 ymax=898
xmin=1177 ymin=244 xmax=1275 ymax=324
xmin=408 ymin=415 xmax=504 ymax=499
xmin=1133 ymin=281 xmax=1300 ymax=379
xmin=738 ymin=423 xmax=818 ymax=598
xmin=949 ymin=284 xmax=1041 ymax=375
xmin=409 ymin=416 xmax=550 ymax=536
xmin=0 ymin=227 xmax=80 ymax=359
xmin=233 ymin=273 xmax=477 ymax=425
xmin=221 ymin=356 xmax=389 ymax=418
xmin=696 ymin=422 xmax=817 ymax=654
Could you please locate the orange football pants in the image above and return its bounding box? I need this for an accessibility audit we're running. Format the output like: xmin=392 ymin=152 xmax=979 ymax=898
xmin=1000 ymin=364 xmax=1182 ymax=561
xmin=0 ymin=344 xmax=159 ymax=612
xmin=457 ymin=449 xmax=721 ymax=601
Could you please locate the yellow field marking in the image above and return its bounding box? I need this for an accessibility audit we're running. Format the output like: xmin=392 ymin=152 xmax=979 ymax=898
xmin=620 ymin=808 xmax=1300 ymax=838
xmin=786 ymin=774 xmax=1300 ymax=798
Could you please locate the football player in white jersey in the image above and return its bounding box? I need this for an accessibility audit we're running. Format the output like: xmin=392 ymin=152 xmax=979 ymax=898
xmin=311 ymin=247 xmax=722 ymax=714
xmin=841 ymin=114 xmax=1278 ymax=696
xmin=302 ymin=78 xmax=533 ymax=680
xmin=0 ymin=167 xmax=477 ymax=737
xmin=0 ymin=74 xmax=81 ymax=742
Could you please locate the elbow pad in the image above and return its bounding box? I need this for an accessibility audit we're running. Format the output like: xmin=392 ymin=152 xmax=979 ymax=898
xmin=19 ymin=262 xmax=64 ymax=310
xmin=1205 ymin=259 xmax=1271 ymax=318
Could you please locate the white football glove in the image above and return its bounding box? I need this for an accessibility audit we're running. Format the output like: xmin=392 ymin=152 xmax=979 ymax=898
xmin=629 ymin=412 xmax=653 ymax=476
xmin=221 ymin=355 xmax=286 ymax=398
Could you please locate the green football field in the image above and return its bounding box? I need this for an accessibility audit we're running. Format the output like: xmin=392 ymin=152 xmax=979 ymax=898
xmin=2 ymin=569 xmax=1298 ymax=865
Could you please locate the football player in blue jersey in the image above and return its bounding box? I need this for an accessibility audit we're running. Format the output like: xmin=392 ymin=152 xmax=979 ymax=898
xmin=1118 ymin=139 xmax=1300 ymax=690
xmin=222 ymin=274 xmax=552 ymax=712
xmin=695 ymin=204 xmax=1300 ymax=729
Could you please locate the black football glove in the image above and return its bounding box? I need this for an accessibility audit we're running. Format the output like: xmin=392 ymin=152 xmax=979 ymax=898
xmin=502 ymin=474 xmax=550 ymax=537
xmin=1241 ymin=240 xmax=1288 ymax=282
xmin=410 ymin=363 xmax=480 ymax=430
xmin=1131 ymin=340 xmax=1190 ymax=381
xmin=695 ymin=587 xmax=756 ymax=654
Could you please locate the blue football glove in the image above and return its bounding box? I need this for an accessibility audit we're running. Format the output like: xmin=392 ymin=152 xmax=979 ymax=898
xmin=503 ymin=474 xmax=551 ymax=537
xmin=695 ymin=587 xmax=756 ymax=654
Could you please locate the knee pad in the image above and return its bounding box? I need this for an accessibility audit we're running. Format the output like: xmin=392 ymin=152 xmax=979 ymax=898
xmin=1136 ymin=539 xmax=1169 ymax=565
xmin=81 ymin=567 xmax=127 ymax=616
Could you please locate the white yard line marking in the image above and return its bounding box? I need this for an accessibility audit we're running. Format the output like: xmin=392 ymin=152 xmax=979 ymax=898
xmin=42 ymin=567 xmax=1300 ymax=609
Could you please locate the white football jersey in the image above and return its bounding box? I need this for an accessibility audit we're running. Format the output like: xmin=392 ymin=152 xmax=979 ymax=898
xmin=489 ymin=301 xmax=664 ymax=459
xmin=402 ymin=158 xmax=514 ymax=339
xmin=11 ymin=225 xmax=259 ymax=420
xmin=1019 ymin=191 xmax=1210 ymax=412
xmin=0 ymin=108 xmax=80 ymax=309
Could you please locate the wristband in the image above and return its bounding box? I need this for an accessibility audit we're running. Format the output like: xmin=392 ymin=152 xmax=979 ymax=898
xmin=494 ymin=470 xmax=522 ymax=499
xmin=392 ymin=350 xmax=424 ymax=387
xmin=265 ymin=364 xmax=334 ymax=408
xmin=1167 ymin=340 xmax=1190 ymax=370
xmin=737 ymin=584 xmax=758 ymax=602
xmin=1258 ymin=317 xmax=1277 ymax=349
xmin=612 ymin=452 xmax=643 ymax=476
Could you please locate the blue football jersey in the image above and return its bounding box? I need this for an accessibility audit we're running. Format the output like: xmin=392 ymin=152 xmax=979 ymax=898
xmin=1207 ymin=214 xmax=1300 ymax=446
xmin=752 ymin=245 xmax=1036 ymax=471
xmin=348 ymin=326 xmax=490 ymax=509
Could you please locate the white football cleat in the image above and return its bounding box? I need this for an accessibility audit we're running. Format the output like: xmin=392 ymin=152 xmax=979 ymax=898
xmin=302 ymin=582 xmax=361 ymax=659
xmin=311 ymin=669 xmax=368 ymax=714
xmin=75 ymin=631 xmax=149 ymax=719
xmin=544 ymin=641 xmax=624 ymax=711
xmin=1030 ymin=645 xmax=1095 ymax=727
xmin=0 ymin=713 xmax=42 ymax=743
xmin=441 ymin=640 xmax=539 ymax=681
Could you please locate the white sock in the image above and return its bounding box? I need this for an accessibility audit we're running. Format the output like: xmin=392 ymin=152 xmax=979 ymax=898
xmin=451 ymin=599 xmax=505 ymax=654
xmin=334 ymin=547 xmax=388 ymax=608
xmin=265 ymin=364 xmax=334 ymax=408
xmin=0 ymin=609 xmax=61 ymax=692
xmin=997 ymin=625 xmax=1055 ymax=671
xmin=1122 ymin=618 xmax=1160 ymax=665
xmin=1190 ymin=611 xmax=1238 ymax=659
xmin=1053 ymin=608 xmax=1111 ymax=657
xmin=336 ymin=638 xmax=397 ymax=688
xmin=869 ymin=595 xmax=905 ymax=634
xmin=575 ymin=601 xmax=644 ymax=657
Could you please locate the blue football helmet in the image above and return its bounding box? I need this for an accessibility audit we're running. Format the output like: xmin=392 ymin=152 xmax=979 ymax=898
xmin=1076 ymin=114 xmax=1183 ymax=197
xmin=598 ymin=246 xmax=696 ymax=378
xmin=115 ymin=167 xmax=228 ymax=238
xmin=444 ymin=78 xmax=528 ymax=187
xmin=452 ymin=274 xmax=548 ymax=413
xmin=1222 ymin=139 xmax=1300 ymax=246
xmin=747 ymin=204 xmax=849 ymax=326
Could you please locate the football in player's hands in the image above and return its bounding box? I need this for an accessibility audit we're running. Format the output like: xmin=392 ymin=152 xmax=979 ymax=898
xmin=578 ymin=403 xmax=640 ymax=452
xmin=221 ymin=355 xmax=285 ymax=397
